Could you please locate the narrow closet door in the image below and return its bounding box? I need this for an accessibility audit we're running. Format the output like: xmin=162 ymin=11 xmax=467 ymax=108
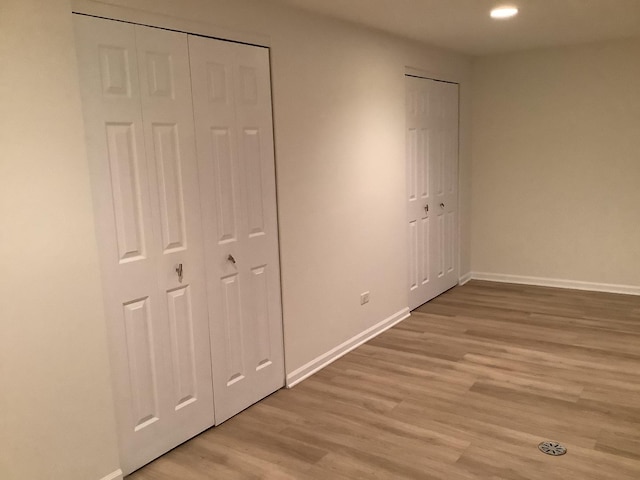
xmin=406 ymin=75 xmax=459 ymax=310
xmin=74 ymin=16 xmax=214 ymax=475
xmin=430 ymin=80 xmax=459 ymax=297
xmin=406 ymin=75 xmax=433 ymax=309
xmin=189 ymin=35 xmax=285 ymax=424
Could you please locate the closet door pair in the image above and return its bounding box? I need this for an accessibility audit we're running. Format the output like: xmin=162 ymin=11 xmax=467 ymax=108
xmin=74 ymin=15 xmax=284 ymax=475
xmin=406 ymin=75 xmax=459 ymax=310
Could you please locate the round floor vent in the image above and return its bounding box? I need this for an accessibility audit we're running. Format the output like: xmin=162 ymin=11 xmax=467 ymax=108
xmin=538 ymin=441 xmax=567 ymax=456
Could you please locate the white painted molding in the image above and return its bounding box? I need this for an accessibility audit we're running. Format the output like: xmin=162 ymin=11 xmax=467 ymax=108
xmin=458 ymin=272 xmax=472 ymax=285
xmin=286 ymin=307 xmax=411 ymax=388
xmin=471 ymin=272 xmax=640 ymax=296
xmin=99 ymin=469 xmax=123 ymax=480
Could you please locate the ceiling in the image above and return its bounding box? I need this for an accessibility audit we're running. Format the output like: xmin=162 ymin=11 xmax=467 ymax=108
xmin=271 ymin=0 xmax=640 ymax=55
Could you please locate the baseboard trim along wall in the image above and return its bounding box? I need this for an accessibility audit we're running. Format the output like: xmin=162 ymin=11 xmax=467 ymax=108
xmin=99 ymin=469 xmax=123 ymax=480
xmin=286 ymin=307 xmax=411 ymax=388
xmin=459 ymin=272 xmax=473 ymax=285
xmin=471 ymin=272 xmax=640 ymax=296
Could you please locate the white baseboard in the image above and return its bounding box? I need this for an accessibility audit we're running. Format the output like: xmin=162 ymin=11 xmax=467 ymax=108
xmin=99 ymin=469 xmax=123 ymax=480
xmin=471 ymin=272 xmax=640 ymax=296
xmin=286 ymin=307 xmax=411 ymax=388
xmin=459 ymin=272 xmax=473 ymax=285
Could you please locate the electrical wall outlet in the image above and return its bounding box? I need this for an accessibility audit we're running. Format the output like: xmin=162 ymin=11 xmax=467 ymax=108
xmin=360 ymin=291 xmax=370 ymax=305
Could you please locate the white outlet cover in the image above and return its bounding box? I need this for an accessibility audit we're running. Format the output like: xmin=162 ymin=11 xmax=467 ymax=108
xmin=360 ymin=292 xmax=370 ymax=305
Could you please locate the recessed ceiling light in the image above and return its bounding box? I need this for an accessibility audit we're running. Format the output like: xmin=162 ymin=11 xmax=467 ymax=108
xmin=490 ymin=6 xmax=519 ymax=19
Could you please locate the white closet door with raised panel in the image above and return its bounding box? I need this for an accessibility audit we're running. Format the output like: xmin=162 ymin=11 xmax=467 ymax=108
xmin=74 ymin=16 xmax=214 ymax=474
xmin=189 ymin=35 xmax=285 ymax=424
xmin=431 ymin=80 xmax=459 ymax=297
xmin=406 ymin=75 xmax=459 ymax=310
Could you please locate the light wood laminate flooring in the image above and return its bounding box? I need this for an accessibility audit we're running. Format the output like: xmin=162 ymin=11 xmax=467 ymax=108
xmin=130 ymin=280 xmax=640 ymax=479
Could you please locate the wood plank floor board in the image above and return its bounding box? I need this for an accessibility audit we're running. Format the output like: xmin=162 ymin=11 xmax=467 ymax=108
xmin=129 ymin=280 xmax=640 ymax=479
xmin=596 ymin=428 xmax=640 ymax=461
xmin=390 ymin=394 xmax=600 ymax=449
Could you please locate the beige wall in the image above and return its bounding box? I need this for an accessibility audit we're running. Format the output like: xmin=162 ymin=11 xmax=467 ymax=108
xmin=0 ymin=0 xmax=121 ymax=479
xmin=471 ymin=39 xmax=640 ymax=287
xmin=1 ymin=0 xmax=471 ymax=477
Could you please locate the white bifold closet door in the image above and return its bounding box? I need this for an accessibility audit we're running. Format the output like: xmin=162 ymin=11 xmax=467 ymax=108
xmin=74 ymin=14 xmax=285 ymax=474
xmin=189 ymin=36 xmax=285 ymax=424
xmin=74 ymin=16 xmax=215 ymax=473
xmin=406 ymin=75 xmax=459 ymax=310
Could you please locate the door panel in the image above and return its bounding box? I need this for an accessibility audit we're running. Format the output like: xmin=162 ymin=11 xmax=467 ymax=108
xmin=166 ymin=285 xmax=198 ymax=409
xmin=251 ymin=265 xmax=274 ymax=369
xmin=421 ymin=217 xmax=430 ymax=285
xmin=210 ymin=127 xmax=238 ymax=242
xmin=151 ymin=123 xmax=186 ymax=252
xmin=122 ymin=296 xmax=159 ymax=431
xmin=406 ymin=76 xmax=459 ymax=310
xmin=242 ymin=128 xmax=267 ymax=236
xmin=105 ymin=122 xmax=148 ymax=262
xmin=189 ymin=35 xmax=285 ymax=424
xmin=220 ymin=272 xmax=246 ymax=385
xmin=409 ymin=220 xmax=418 ymax=291
xmin=437 ymin=211 xmax=446 ymax=278
xmin=74 ymin=16 xmax=214 ymax=474
xmin=407 ymin=128 xmax=418 ymax=202
xmin=134 ymin=24 xmax=215 ymax=442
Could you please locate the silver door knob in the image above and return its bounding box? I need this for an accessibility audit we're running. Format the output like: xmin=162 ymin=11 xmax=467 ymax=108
xmin=440 ymin=203 xmax=445 ymax=208
xmin=227 ymin=254 xmax=237 ymax=264
xmin=175 ymin=263 xmax=183 ymax=282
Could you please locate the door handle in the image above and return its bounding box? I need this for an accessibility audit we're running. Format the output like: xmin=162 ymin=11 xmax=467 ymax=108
xmin=175 ymin=263 xmax=183 ymax=283
xmin=227 ymin=254 xmax=237 ymax=264
xmin=440 ymin=203 xmax=445 ymax=209
xmin=424 ymin=204 xmax=429 ymax=213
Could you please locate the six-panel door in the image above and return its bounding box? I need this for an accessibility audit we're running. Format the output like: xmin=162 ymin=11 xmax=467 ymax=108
xmin=74 ymin=16 xmax=217 ymax=474
xmin=406 ymin=75 xmax=459 ymax=310
xmin=189 ymin=35 xmax=286 ymax=425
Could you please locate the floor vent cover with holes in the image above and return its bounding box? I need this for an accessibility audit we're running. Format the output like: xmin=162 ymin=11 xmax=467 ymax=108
xmin=538 ymin=441 xmax=567 ymax=456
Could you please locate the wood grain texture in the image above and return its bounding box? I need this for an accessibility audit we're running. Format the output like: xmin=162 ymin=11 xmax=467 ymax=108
xmin=129 ymin=280 xmax=640 ymax=479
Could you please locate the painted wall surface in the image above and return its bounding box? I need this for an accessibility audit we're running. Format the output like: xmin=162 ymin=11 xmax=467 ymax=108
xmin=1 ymin=0 xmax=471 ymax=477
xmin=471 ymin=39 xmax=640 ymax=286
xmin=0 ymin=1 xmax=121 ymax=479
xmin=71 ymin=0 xmax=473 ymax=373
